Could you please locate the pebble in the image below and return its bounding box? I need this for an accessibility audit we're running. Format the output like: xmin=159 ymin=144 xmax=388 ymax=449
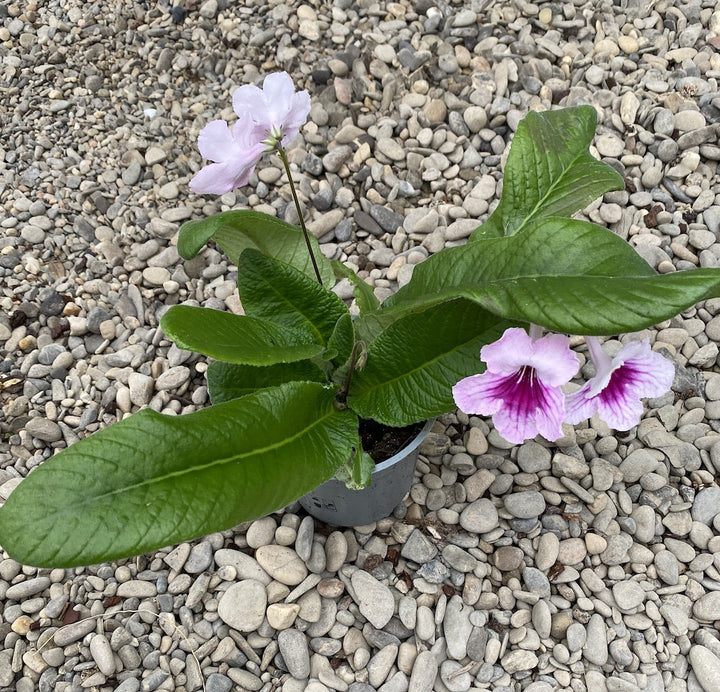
xmin=217 ymin=580 xmax=267 ymax=632
xmin=25 ymin=418 xmax=62 ymax=443
xmin=688 ymin=645 xmax=720 ymax=691
xmin=254 ymin=545 xmax=307 ymax=585
xmin=408 ymin=650 xmax=438 ymax=692
xmin=612 ymin=580 xmax=645 ymax=610
xmin=503 ymin=491 xmax=546 ymax=518
xmin=584 ymin=614 xmax=609 ymax=665
xmin=278 ymin=629 xmax=310 ymax=679
xmin=692 ymin=487 xmax=720 ymax=525
xmin=459 ymin=498 xmax=499 ymax=533
xmin=693 ymin=591 xmax=720 ymax=622
xmin=350 ymin=570 xmax=395 ymax=629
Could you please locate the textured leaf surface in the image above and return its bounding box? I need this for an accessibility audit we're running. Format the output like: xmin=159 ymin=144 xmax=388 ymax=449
xmin=0 ymin=383 xmax=358 ymax=568
xmin=384 ymin=217 xmax=720 ymax=335
xmin=177 ymin=210 xmax=334 ymax=284
xmin=237 ymin=250 xmax=349 ymax=354
xmin=332 ymin=260 xmax=380 ymax=312
xmin=334 ymin=449 xmax=374 ymax=490
xmin=326 ymin=313 xmax=355 ymax=367
xmin=471 ymin=105 xmax=623 ymax=240
xmin=207 ymin=360 xmax=327 ymax=404
xmin=348 ymin=300 xmax=512 ymax=426
xmin=161 ymin=305 xmax=322 ymax=364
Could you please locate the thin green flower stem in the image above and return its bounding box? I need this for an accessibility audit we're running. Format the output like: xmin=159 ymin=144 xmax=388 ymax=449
xmin=277 ymin=147 xmax=323 ymax=285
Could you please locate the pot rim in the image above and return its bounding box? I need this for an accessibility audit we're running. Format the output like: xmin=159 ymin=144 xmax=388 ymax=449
xmin=371 ymin=418 xmax=435 ymax=474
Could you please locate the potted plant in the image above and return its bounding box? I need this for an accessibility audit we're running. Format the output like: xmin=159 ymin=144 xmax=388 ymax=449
xmin=1 ymin=73 xmax=719 ymax=569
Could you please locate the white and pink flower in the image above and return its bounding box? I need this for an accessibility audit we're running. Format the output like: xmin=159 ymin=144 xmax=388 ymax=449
xmin=453 ymin=327 xmax=578 ymax=444
xmin=190 ymin=72 xmax=311 ymax=195
xmin=565 ymin=337 xmax=675 ymax=430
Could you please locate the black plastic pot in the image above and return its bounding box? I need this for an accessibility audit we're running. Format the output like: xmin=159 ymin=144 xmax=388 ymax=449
xmin=299 ymin=419 xmax=434 ymax=526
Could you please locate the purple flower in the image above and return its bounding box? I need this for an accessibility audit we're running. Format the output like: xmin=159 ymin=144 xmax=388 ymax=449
xmin=190 ymin=72 xmax=310 ymax=195
xmin=453 ymin=327 xmax=578 ymax=444
xmin=565 ymin=337 xmax=675 ymax=431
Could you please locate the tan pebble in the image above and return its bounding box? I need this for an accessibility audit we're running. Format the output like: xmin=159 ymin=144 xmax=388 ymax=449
xmin=618 ymin=34 xmax=639 ymax=53
xmin=11 ymin=615 xmax=34 ymax=635
xmin=585 ymin=533 xmax=608 ymax=555
xmin=538 ymin=7 xmax=552 ymax=23
xmin=266 ymin=603 xmax=300 ymax=630
xmin=18 ymin=335 xmax=36 ymax=351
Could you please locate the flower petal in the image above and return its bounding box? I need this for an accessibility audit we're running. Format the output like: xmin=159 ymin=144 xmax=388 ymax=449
xmin=260 ymin=71 xmax=296 ymax=123
xmin=492 ymin=382 xmax=565 ymax=443
xmin=452 ymin=373 xmax=504 ymax=417
xmin=529 ymin=332 xmax=579 ymax=385
xmin=611 ymin=340 xmax=676 ymax=397
xmin=189 ymin=162 xmax=246 ymax=195
xmin=232 ymin=84 xmax=267 ymax=119
xmin=594 ymin=391 xmax=645 ymax=431
xmin=196 ymin=120 xmax=237 ymax=162
xmin=479 ymin=328 xmax=535 ymax=375
xmin=281 ymin=91 xmax=312 ymax=144
xmin=564 ymin=382 xmax=599 ymax=425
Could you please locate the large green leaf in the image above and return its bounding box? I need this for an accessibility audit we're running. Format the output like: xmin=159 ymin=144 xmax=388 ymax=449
xmin=177 ymin=210 xmax=334 ymax=285
xmin=161 ymin=305 xmax=322 ymax=364
xmin=470 ymin=105 xmax=624 ymax=240
xmin=382 ymin=217 xmax=720 ymax=335
xmin=348 ymin=300 xmax=512 ymax=426
xmin=207 ymin=360 xmax=327 ymax=404
xmin=236 ymin=250 xmax=349 ymax=354
xmin=0 ymin=383 xmax=358 ymax=568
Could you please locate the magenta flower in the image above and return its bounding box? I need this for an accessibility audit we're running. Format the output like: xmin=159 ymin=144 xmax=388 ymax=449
xmin=565 ymin=337 xmax=675 ymax=430
xmin=453 ymin=327 xmax=578 ymax=444
xmin=190 ymin=72 xmax=310 ymax=195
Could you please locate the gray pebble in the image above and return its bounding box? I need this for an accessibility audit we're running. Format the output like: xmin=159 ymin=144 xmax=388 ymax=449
xmin=459 ymin=498 xmax=499 ymax=533
xmin=503 ymin=491 xmax=545 ymax=518
xmin=185 ymin=540 xmax=214 ymax=573
xmin=278 ymin=628 xmax=310 ymax=679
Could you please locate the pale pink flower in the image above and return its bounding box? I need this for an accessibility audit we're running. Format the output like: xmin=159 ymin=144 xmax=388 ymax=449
xmin=189 ymin=116 xmax=266 ymax=194
xmin=565 ymin=337 xmax=675 ymax=431
xmin=190 ymin=72 xmax=310 ymax=195
xmin=233 ymin=71 xmax=311 ymax=149
xmin=453 ymin=327 xmax=578 ymax=444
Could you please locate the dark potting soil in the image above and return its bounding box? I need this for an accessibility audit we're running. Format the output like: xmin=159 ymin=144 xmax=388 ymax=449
xmin=359 ymin=419 xmax=425 ymax=463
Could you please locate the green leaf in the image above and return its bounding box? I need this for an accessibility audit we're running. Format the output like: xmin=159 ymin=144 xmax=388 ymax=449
xmin=177 ymin=210 xmax=334 ymax=285
xmin=383 ymin=217 xmax=720 ymax=335
xmin=470 ymin=105 xmax=624 ymax=240
xmin=348 ymin=300 xmax=512 ymax=426
xmin=327 ymin=313 xmax=355 ymax=367
xmin=160 ymin=305 xmax=322 ymax=364
xmin=236 ymin=250 xmax=350 ymax=355
xmin=207 ymin=360 xmax=327 ymax=404
xmin=0 ymin=382 xmax=358 ymax=568
xmin=334 ymin=448 xmax=374 ymax=490
xmin=332 ymin=260 xmax=380 ymax=312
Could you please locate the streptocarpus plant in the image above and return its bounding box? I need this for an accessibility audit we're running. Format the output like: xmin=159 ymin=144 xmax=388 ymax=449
xmin=2 ymin=74 xmax=720 ymax=568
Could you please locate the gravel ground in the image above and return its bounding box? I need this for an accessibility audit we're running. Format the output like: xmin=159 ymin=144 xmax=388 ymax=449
xmin=2 ymin=0 xmax=720 ymax=690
